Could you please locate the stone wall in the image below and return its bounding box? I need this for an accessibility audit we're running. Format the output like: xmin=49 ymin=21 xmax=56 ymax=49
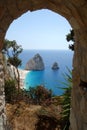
xmin=0 ymin=0 xmax=87 ymax=130
xmin=70 ymin=28 xmax=87 ymax=130
xmin=0 ymin=53 xmax=6 ymax=130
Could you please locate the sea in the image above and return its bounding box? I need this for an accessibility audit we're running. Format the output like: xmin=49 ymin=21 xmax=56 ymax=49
xmin=19 ymin=50 xmax=73 ymax=95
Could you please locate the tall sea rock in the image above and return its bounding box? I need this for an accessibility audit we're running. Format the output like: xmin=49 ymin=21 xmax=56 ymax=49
xmin=25 ymin=53 xmax=45 ymax=71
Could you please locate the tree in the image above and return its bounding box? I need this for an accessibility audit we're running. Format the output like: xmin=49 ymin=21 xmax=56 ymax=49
xmin=66 ymin=29 xmax=74 ymax=51
xmin=3 ymin=39 xmax=23 ymax=94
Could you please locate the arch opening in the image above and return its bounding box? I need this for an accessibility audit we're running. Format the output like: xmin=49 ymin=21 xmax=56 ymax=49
xmin=5 ymin=9 xmax=73 ymax=92
xmin=6 ymin=8 xmax=71 ymax=129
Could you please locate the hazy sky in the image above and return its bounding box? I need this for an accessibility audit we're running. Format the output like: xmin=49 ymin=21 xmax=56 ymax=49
xmin=5 ymin=9 xmax=72 ymax=50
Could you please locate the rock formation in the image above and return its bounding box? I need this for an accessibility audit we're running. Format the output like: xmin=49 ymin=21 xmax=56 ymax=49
xmin=52 ymin=62 xmax=59 ymax=70
xmin=25 ymin=53 xmax=45 ymax=70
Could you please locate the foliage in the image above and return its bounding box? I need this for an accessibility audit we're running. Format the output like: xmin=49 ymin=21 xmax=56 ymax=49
xmin=3 ymin=39 xmax=23 ymax=93
xmin=8 ymin=57 xmax=22 ymax=68
xmin=25 ymin=85 xmax=53 ymax=105
xmin=66 ymin=29 xmax=74 ymax=51
xmin=60 ymin=68 xmax=72 ymax=130
xmin=4 ymin=79 xmax=17 ymax=103
xmin=4 ymin=79 xmax=29 ymax=103
xmin=3 ymin=39 xmax=23 ymax=67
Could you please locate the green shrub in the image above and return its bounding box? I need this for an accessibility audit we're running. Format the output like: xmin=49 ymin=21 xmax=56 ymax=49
xmin=4 ymin=79 xmax=17 ymax=103
xmin=26 ymin=85 xmax=53 ymax=105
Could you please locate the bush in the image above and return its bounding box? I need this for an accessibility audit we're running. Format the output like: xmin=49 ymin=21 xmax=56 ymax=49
xmin=26 ymin=85 xmax=53 ymax=105
xmin=4 ymin=79 xmax=17 ymax=103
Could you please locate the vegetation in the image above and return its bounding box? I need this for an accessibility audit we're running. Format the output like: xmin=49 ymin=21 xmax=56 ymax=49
xmin=24 ymin=85 xmax=53 ymax=105
xmin=3 ymin=39 xmax=23 ymax=93
xmin=60 ymin=69 xmax=72 ymax=130
xmin=4 ymin=78 xmax=26 ymax=103
xmin=66 ymin=29 xmax=74 ymax=51
xmin=4 ymin=81 xmax=53 ymax=105
xmin=4 ymin=79 xmax=17 ymax=103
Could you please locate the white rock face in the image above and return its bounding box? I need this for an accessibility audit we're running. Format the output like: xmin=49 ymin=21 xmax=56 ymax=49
xmin=52 ymin=62 xmax=59 ymax=70
xmin=25 ymin=53 xmax=45 ymax=70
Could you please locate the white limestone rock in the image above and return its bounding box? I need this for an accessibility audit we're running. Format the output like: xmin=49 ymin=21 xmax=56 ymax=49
xmin=52 ymin=62 xmax=59 ymax=70
xmin=25 ymin=53 xmax=45 ymax=70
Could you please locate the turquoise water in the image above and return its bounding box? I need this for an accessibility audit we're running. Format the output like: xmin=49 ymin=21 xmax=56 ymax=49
xmin=19 ymin=50 xmax=73 ymax=95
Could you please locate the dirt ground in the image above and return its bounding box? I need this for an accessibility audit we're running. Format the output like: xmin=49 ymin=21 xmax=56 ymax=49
xmin=6 ymin=101 xmax=62 ymax=130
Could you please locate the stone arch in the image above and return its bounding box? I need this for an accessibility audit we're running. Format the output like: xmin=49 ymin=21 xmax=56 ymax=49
xmin=0 ymin=1 xmax=87 ymax=130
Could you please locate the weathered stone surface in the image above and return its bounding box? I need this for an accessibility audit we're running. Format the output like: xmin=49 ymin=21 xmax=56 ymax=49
xmin=0 ymin=53 xmax=6 ymax=130
xmin=0 ymin=0 xmax=87 ymax=130
xmin=25 ymin=53 xmax=45 ymax=70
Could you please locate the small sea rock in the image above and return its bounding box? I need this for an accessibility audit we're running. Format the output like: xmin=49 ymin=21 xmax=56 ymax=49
xmin=52 ymin=62 xmax=59 ymax=70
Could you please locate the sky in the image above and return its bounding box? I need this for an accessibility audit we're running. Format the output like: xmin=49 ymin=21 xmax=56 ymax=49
xmin=5 ymin=9 xmax=72 ymax=50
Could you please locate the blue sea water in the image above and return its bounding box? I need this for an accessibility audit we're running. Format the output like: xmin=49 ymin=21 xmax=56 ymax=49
xmin=19 ymin=50 xmax=73 ymax=95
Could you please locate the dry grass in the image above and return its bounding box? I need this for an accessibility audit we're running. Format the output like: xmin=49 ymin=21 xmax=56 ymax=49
xmin=6 ymin=102 xmax=41 ymax=130
xmin=6 ymin=99 xmax=62 ymax=130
